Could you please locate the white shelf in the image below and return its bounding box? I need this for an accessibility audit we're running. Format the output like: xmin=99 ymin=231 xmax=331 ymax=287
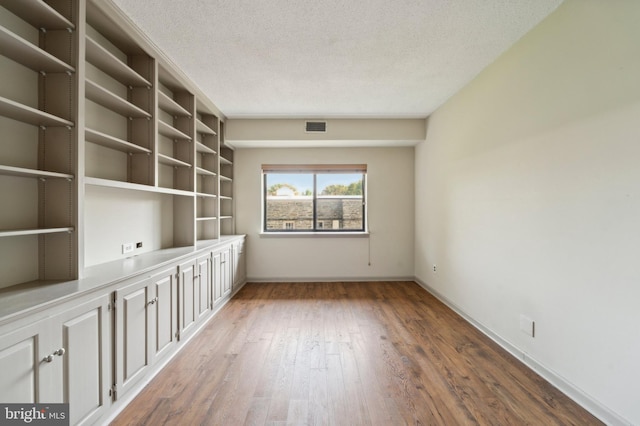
xmin=0 ymin=227 xmax=74 ymax=238
xmin=158 ymin=91 xmax=191 ymax=117
xmin=158 ymin=120 xmax=192 ymax=140
xmin=85 ymin=128 xmax=151 ymax=154
xmin=196 ymin=192 xmax=217 ymax=199
xmin=0 ymin=95 xmax=73 ymax=127
xmin=85 ymin=177 xmax=194 ymax=197
xmin=157 ymin=154 xmax=191 ymax=168
xmin=85 ymin=35 xmax=151 ymax=87
xmin=0 ymin=165 xmax=73 ymax=180
xmin=196 ymin=167 xmax=216 ymax=177
xmin=219 ymin=175 xmax=232 ymax=182
xmin=219 ymin=195 xmax=232 ymax=200
xmin=220 ymin=156 xmax=233 ymax=165
xmin=0 ymin=0 xmax=75 ymax=30
xmin=219 ymin=216 xmax=233 ymax=220
xmin=196 ymin=217 xmax=217 ymax=222
xmin=0 ymin=26 xmax=75 ymax=73
xmin=86 ymin=79 xmax=151 ymax=119
xmin=195 ymin=142 xmax=216 ymax=155
xmin=196 ymin=119 xmax=217 ymax=136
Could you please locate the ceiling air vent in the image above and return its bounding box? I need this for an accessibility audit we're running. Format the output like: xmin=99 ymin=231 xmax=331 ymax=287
xmin=305 ymin=121 xmax=327 ymax=133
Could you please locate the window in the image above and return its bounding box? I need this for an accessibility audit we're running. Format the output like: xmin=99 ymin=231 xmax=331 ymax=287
xmin=262 ymin=164 xmax=367 ymax=233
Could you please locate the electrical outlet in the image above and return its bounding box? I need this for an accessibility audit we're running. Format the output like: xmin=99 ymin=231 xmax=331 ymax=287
xmin=136 ymin=242 xmax=143 ymax=249
xmin=520 ymin=315 xmax=535 ymax=337
xmin=122 ymin=242 xmax=134 ymax=254
xmin=433 ymin=264 xmax=437 ymax=272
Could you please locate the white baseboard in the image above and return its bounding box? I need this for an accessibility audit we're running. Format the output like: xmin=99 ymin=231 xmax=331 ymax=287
xmin=245 ymin=276 xmax=415 ymax=283
xmin=413 ymin=277 xmax=631 ymax=426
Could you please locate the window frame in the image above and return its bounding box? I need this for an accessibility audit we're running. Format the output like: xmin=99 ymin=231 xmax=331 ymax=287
xmin=262 ymin=164 xmax=367 ymax=234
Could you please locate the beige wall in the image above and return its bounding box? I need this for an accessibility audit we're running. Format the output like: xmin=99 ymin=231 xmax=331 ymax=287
xmin=415 ymin=1 xmax=640 ymax=424
xmin=235 ymin=147 xmax=414 ymax=281
xmin=226 ymin=118 xmax=425 ymax=148
xmin=84 ymin=186 xmax=174 ymax=267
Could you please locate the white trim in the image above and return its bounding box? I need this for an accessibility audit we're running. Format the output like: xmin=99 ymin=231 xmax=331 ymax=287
xmin=413 ymin=277 xmax=632 ymax=426
xmin=259 ymin=231 xmax=369 ymax=238
xmin=246 ymin=276 xmax=414 ymax=283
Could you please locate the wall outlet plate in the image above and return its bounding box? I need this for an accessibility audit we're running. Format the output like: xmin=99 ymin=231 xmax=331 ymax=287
xmin=122 ymin=242 xmax=134 ymax=254
xmin=520 ymin=315 xmax=535 ymax=337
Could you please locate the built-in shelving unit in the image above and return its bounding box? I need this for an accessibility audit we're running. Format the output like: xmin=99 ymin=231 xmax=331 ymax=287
xmin=1 ymin=2 xmax=242 ymax=424
xmin=0 ymin=0 xmax=78 ymax=289
xmin=0 ymin=0 xmax=235 ymax=289
xmin=84 ymin=4 xmax=154 ymax=187
xmin=194 ymin=103 xmax=220 ymax=242
xmin=156 ymin=66 xmax=194 ymax=198
xmin=219 ymin=122 xmax=235 ymax=235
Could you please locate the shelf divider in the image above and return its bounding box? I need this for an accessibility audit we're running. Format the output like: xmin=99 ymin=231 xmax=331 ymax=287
xmin=0 ymin=95 xmax=74 ymax=127
xmin=85 ymin=128 xmax=151 ymax=154
xmin=0 ymin=227 xmax=74 ymax=238
xmin=157 ymin=154 xmax=192 ymax=168
xmin=158 ymin=120 xmax=192 ymax=140
xmin=0 ymin=0 xmax=75 ymax=30
xmin=196 ymin=119 xmax=217 ymax=135
xmin=0 ymin=26 xmax=75 ymax=73
xmin=85 ymin=36 xmax=151 ymax=87
xmin=158 ymin=91 xmax=192 ymax=117
xmin=86 ymin=79 xmax=151 ymax=119
xmin=0 ymin=165 xmax=73 ymax=180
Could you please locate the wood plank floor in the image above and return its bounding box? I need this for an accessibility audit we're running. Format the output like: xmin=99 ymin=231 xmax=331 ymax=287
xmin=111 ymin=281 xmax=602 ymax=425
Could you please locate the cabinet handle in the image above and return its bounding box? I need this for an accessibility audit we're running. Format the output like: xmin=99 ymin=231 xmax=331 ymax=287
xmin=147 ymin=297 xmax=158 ymax=306
xmin=44 ymin=348 xmax=65 ymax=363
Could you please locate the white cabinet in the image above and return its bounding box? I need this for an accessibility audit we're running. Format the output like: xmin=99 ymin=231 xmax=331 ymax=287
xmin=114 ymin=266 xmax=178 ymax=400
xmin=0 ymin=319 xmax=55 ymax=403
xmin=0 ymin=294 xmax=111 ymax=425
xmin=114 ymin=276 xmax=152 ymax=400
xmin=196 ymin=253 xmax=212 ymax=319
xmin=151 ymin=267 xmax=178 ymax=361
xmin=212 ymin=246 xmax=232 ymax=303
xmin=221 ymin=248 xmax=232 ymax=296
xmin=232 ymin=238 xmax=246 ymax=291
xmin=178 ymin=259 xmax=197 ymax=339
xmin=212 ymin=251 xmax=224 ymax=305
xmin=0 ymin=236 xmax=245 ymax=425
xmin=178 ymin=254 xmax=212 ymax=339
xmin=56 ymin=295 xmax=111 ymax=425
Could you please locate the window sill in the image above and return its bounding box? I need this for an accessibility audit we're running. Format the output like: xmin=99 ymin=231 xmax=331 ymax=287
xmin=260 ymin=231 xmax=370 ymax=238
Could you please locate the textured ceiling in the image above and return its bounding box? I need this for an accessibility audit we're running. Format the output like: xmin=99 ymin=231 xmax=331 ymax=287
xmin=111 ymin=0 xmax=562 ymax=119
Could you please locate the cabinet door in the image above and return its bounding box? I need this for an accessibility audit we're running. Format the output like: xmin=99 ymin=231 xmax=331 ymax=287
xmin=115 ymin=276 xmax=152 ymax=400
xmin=55 ymin=294 xmax=111 ymax=425
xmin=0 ymin=294 xmax=110 ymax=424
xmin=233 ymin=239 xmax=246 ymax=291
xmin=222 ymin=249 xmax=232 ymax=296
xmin=196 ymin=254 xmax=211 ymax=319
xmin=212 ymin=252 xmax=223 ymax=304
xmin=150 ymin=267 xmax=178 ymax=361
xmin=0 ymin=320 xmax=54 ymax=403
xmin=178 ymin=260 xmax=198 ymax=339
